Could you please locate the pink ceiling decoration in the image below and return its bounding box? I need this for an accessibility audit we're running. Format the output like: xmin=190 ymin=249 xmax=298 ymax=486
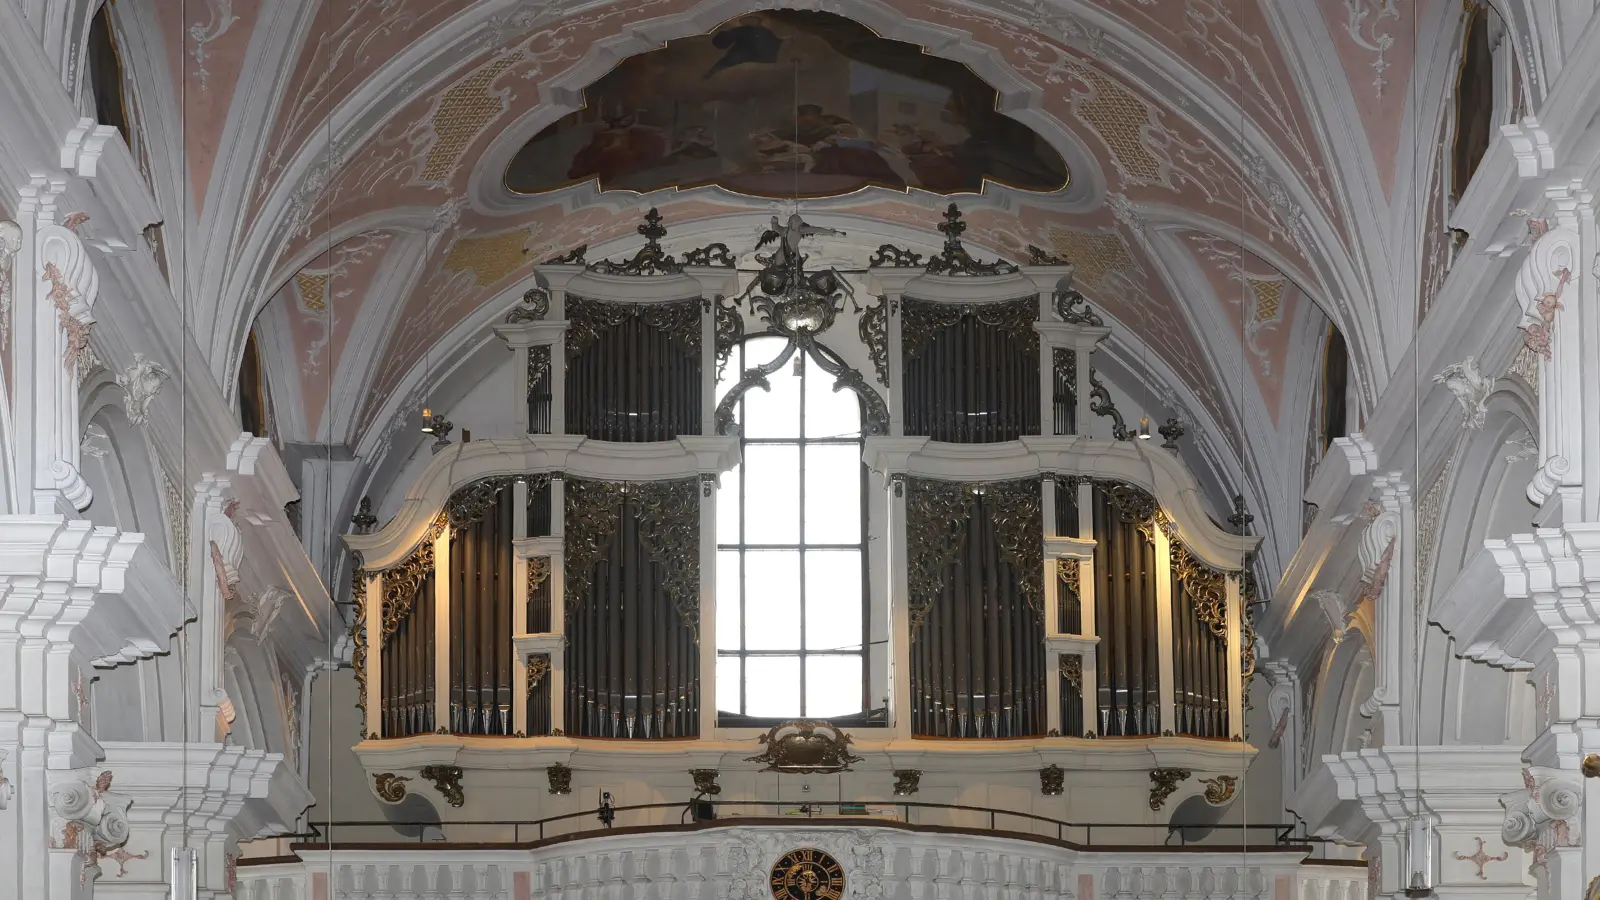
xmin=1317 ymin=0 xmax=1417 ymax=200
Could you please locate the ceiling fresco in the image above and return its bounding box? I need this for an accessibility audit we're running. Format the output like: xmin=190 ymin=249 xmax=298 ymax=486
xmin=502 ymin=11 xmax=1070 ymax=197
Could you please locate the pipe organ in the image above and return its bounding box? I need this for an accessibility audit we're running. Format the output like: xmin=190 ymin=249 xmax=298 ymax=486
xmin=348 ymin=206 xmax=1258 ymax=766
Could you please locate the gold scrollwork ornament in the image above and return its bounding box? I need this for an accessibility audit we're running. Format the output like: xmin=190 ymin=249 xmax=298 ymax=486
xmin=769 ymin=847 xmax=845 ymax=900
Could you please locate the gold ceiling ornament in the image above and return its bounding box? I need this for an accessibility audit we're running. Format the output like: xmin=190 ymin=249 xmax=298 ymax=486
xmin=769 ymin=847 xmax=845 ymax=900
xmin=526 ymin=654 xmax=551 ymax=687
xmin=1200 ymin=775 xmax=1238 ymax=806
xmin=1148 ymin=768 xmax=1191 ymax=810
xmin=419 ymin=765 xmax=465 ymax=808
xmin=1039 ymin=764 xmax=1065 ymax=796
xmin=745 ymin=720 xmax=863 ymax=774
xmin=893 ymin=769 xmax=921 ymax=796
xmin=422 ymin=52 xmax=524 ymax=182
xmin=373 ymin=772 xmax=410 ymax=803
xmin=1060 ymin=654 xmax=1083 ymax=688
xmin=1247 ymin=276 xmax=1285 ymax=325
xmin=1061 ymin=63 xmax=1168 ymax=186
xmin=546 ymin=763 xmax=573 ymax=795
xmin=1045 ymin=227 xmax=1143 ymax=291
xmin=294 ymin=272 xmax=328 ymax=311
xmin=442 ymin=226 xmax=535 ymax=287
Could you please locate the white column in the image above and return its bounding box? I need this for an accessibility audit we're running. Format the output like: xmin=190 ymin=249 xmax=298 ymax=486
xmin=699 ymin=475 xmax=717 ymax=736
xmin=887 ymin=292 xmax=904 ymax=436
xmin=1077 ymin=482 xmax=1098 ymax=734
xmin=549 ymin=477 xmax=567 ymax=730
xmin=1224 ymin=574 xmax=1243 ymax=740
xmin=888 ymin=476 xmax=912 ymax=738
xmin=701 ymin=297 xmax=717 ymax=434
xmin=513 ymin=480 xmax=529 ymax=735
xmin=513 ymin=345 xmax=531 ymax=434
xmin=1153 ymin=527 xmax=1176 ymax=735
xmin=550 ymin=291 xmax=568 ymax=435
xmin=364 ymin=572 xmax=384 ymax=738
xmin=434 ymin=529 xmax=452 ymax=733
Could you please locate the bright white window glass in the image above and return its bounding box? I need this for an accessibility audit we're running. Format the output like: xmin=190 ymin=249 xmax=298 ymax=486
xmin=716 ymin=550 xmax=741 ymax=649
xmin=804 ymin=550 xmax=862 ymax=651
xmin=806 ymin=656 xmax=864 ymax=719
xmin=716 ymin=656 xmax=743 ymax=717
xmin=715 ymin=463 xmax=741 ymax=543
xmin=743 ymin=445 xmax=799 ymax=543
xmin=805 ymin=370 xmax=862 ymax=439
xmin=803 ymin=444 xmax=861 ymax=543
xmin=714 ymin=337 xmax=868 ymax=719
xmin=745 ymin=656 xmax=802 ymax=718
xmin=742 ymin=355 xmax=801 ymax=440
xmin=743 ymin=550 xmax=800 ymax=650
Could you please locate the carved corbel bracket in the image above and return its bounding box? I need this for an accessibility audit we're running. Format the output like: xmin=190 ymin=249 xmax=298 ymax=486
xmin=419 ymin=765 xmax=464 ymax=808
xmin=893 ymin=769 xmax=922 ymax=796
xmin=1148 ymin=768 xmax=1191 ymax=810
xmin=50 ymin=770 xmax=132 ymax=882
xmin=547 ymin=763 xmax=573 ymax=795
xmin=1501 ymin=768 xmax=1582 ymax=872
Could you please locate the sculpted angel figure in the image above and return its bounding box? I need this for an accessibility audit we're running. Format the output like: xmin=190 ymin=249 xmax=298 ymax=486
xmin=758 ymin=213 xmax=845 ymax=269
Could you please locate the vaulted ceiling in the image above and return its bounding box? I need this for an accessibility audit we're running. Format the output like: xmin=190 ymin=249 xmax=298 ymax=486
xmin=111 ymin=0 xmax=1495 ymax=574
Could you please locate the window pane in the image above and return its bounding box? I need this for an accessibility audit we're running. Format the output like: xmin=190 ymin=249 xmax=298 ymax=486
xmin=804 ymin=444 xmax=860 ymax=543
xmin=806 ymin=656 xmax=863 ymax=718
xmin=715 ymin=464 xmax=740 ymax=543
xmin=743 ymin=550 xmax=800 ymax=650
xmin=805 ymin=550 xmax=862 ymax=652
xmin=744 ymin=445 xmax=799 ymax=543
xmin=742 ymin=353 xmax=801 ymax=440
xmin=716 ymin=655 xmax=742 ymax=715
xmin=805 ymin=369 xmax=861 ymax=438
xmin=746 ymin=656 xmax=801 ymax=718
xmin=716 ymin=550 xmax=741 ymax=650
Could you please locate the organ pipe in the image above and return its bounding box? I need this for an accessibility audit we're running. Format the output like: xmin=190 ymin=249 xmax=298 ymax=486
xmin=448 ymin=486 xmax=517 ymax=736
xmin=1081 ymin=480 xmax=1161 ymax=737
xmin=563 ymin=478 xmax=700 ymax=739
xmin=900 ymin=298 xmax=1039 ymax=442
xmin=905 ymin=477 xmax=1045 ymax=738
xmin=381 ymin=570 xmax=435 ymax=737
xmin=565 ymin=296 xmax=701 ymax=442
xmin=1169 ymin=541 xmax=1230 ymax=738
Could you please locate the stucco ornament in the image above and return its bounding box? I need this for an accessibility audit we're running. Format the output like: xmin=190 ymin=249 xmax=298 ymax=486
xmin=0 ymin=748 xmax=11 ymax=809
xmin=1433 ymin=356 xmax=1492 ymax=429
xmin=114 ymin=353 xmax=169 ymax=426
xmin=1501 ymin=768 xmax=1582 ymax=874
xmin=0 ymin=218 xmax=21 ymax=343
xmin=50 ymin=770 xmax=133 ymax=883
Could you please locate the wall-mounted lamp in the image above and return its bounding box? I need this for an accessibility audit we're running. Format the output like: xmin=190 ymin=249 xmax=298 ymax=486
xmin=421 ymin=408 xmax=454 ymax=453
xmin=1137 ymin=416 xmax=1152 ymax=440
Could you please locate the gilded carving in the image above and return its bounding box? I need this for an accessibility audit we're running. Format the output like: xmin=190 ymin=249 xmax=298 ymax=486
xmin=924 ymin=204 xmax=1019 ymax=277
xmin=868 ymin=244 xmax=923 ymax=268
xmin=899 ymin=296 xmax=1038 ymax=361
xmin=904 ymin=477 xmax=1042 ymax=630
xmin=526 ymin=654 xmax=551 ymax=687
xmin=1053 ymin=348 xmax=1076 ymax=408
xmin=527 ymin=344 xmax=551 ymax=397
xmin=547 ymin=763 xmax=573 ymax=795
xmin=505 ymin=287 xmax=550 ymax=323
xmin=1053 ymin=289 xmax=1104 ymax=326
xmin=373 ymin=773 xmax=410 ymax=803
xmin=1148 ymin=768 xmax=1191 ymax=810
xmin=564 ymin=478 xmax=701 ymax=631
xmin=419 ymin=765 xmax=465 ymax=808
xmin=528 ymin=556 xmax=551 ymax=592
xmin=745 ymin=720 xmax=863 ymax=773
xmin=691 ymin=768 xmax=721 ymax=796
xmin=587 ymin=208 xmax=683 ymax=276
xmin=1058 ymin=558 xmax=1080 ymax=602
xmin=1039 ymin=765 xmax=1065 ymax=796
xmin=1169 ymin=538 xmax=1228 ymax=638
xmin=1060 ymin=654 xmax=1082 ymax=688
xmin=682 ymin=243 xmax=736 ymax=267
xmin=858 ymin=296 xmax=889 ymax=385
xmin=1027 ymin=244 xmax=1071 ymax=266
xmin=892 ymin=769 xmax=921 ymax=796
xmin=713 ymin=295 xmax=744 ymax=378
xmin=565 ymin=295 xmax=701 ymax=359
xmin=1200 ymin=775 xmax=1237 ymax=805
xmin=1087 ymin=369 xmax=1130 ymax=440
xmin=545 ymin=244 xmax=587 ymax=265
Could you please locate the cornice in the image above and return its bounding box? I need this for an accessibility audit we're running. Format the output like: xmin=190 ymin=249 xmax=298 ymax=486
xmin=864 ymin=435 xmax=1258 ymax=570
xmin=345 ymin=435 xmax=738 ymax=569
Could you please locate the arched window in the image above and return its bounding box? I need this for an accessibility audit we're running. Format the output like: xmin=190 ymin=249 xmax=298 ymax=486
xmin=715 ymin=336 xmax=868 ymax=723
xmin=238 ymin=330 xmax=273 ymax=439
xmin=85 ymin=3 xmax=130 ymax=138
xmin=1318 ymin=325 xmax=1349 ymax=454
xmin=1451 ymin=4 xmax=1494 ymax=200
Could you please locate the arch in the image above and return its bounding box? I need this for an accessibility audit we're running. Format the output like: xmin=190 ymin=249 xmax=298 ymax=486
xmin=1309 ymin=634 xmax=1375 ymax=762
xmin=79 ymin=380 xmax=171 ymax=562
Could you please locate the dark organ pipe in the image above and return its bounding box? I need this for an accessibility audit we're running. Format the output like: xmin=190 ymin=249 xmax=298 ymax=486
xmin=901 ymin=301 xmax=1039 ymax=443
xmin=448 ymin=490 xmax=516 ymax=735
xmin=1172 ymin=568 xmax=1229 ymax=738
xmin=527 ymin=346 xmax=552 ymax=434
xmin=564 ymin=493 xmax=699 ymax=739
xmin=1091 ymin=486 xmax=1160 ymax=737
xmin=910 ymin=494 xmax=1046 ymax=738
xmin=1053 ymin=348 xmax=1076 ymax=435
xmin=381 ymin=570 xmax=435 ymax=737
xmin=565 ymin=300 xmax=700 ymax=442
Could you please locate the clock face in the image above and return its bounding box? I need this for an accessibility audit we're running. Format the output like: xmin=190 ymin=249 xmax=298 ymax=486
xmin=769 ymin=847 xmax=846 ymax=900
